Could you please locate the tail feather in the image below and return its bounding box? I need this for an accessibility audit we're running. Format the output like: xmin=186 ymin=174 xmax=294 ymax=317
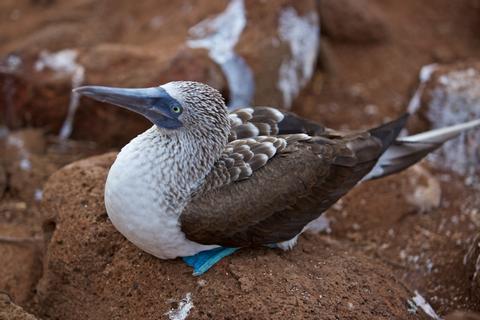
xmin=368 ymin=113 xmax=409 ymax=154
xmin=364 ymin=118 xmax=480 ymax=180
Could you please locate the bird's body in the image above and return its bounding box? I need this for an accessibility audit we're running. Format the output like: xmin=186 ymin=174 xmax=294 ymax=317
xmin=75 ymin=81 xmax=480 ymax=274
xmin=105 ymin=126 xmax=219 ymax=258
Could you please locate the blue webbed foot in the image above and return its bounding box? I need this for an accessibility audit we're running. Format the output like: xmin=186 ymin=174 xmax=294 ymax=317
xmin=182 ymin=247 xmax=239 ymax=276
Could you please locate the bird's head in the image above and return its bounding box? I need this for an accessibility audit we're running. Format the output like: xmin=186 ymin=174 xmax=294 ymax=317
xmin=74 ymin=81 xmax=230 ymax=137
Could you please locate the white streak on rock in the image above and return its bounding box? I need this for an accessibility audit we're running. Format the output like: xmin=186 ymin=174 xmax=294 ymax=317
xmin=165 ymin=293 xmax=194 ymax=320
xmin=35 ymin=49 xmax=85 ymax=140
xmin=277 ymin=7 xmax=319 ymax=108
xmin=407 ymin=291 xmax=442 ymax=320
xmin=188 ymin=0 xmax=254 ymax=109
xmin=407 ymin=64 xmax=438 ymax=114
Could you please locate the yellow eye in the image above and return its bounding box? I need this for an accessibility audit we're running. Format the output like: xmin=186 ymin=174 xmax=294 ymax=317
xmin=171 ymin=106 xmax=182 ymax=113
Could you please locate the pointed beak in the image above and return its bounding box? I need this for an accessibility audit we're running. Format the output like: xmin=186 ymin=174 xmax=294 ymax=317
xmin=74 ymin=85 xmax=183 ymax=129
xmin=74 ymin=85 xmax=162 ymax=114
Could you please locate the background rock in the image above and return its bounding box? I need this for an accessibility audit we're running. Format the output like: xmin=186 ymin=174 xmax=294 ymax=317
xmin=0 ymin=293 xmax=38 ymax=320
xmin=407 ymin=62 xmax=480 ymax=188
xmin=0 ymin=225 xmax=42 ymax=306
xmin=237 ymin=0 xmax=319 ymax=109
xmin=319 ymin=0 xmax=389 ymax=43
xmin=36 ymin=153 xmax=425 ymax=320
xmin=0 ymin=128 xmax=107 ymax=309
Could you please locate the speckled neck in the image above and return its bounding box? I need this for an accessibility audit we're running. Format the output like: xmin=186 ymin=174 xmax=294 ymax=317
xmin=115 ymin=125 xmax=227 ymax=211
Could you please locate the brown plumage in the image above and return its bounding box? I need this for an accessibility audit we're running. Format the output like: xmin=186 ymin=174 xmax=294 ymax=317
xmin=180 ymin=110 xmax=408 ymax=246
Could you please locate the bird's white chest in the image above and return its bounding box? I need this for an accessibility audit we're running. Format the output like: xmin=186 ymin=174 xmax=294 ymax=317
xmin=104 ymin=131 xmax=217 ymax=259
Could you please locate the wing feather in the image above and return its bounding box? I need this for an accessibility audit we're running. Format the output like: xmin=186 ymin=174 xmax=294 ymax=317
xmin=181 ymin=133 xmax=384 ymax=247
xmin=228 ymin=107 xmax=286 ymax=141
xmin=180 ymin=113 xmax=407 ymax=247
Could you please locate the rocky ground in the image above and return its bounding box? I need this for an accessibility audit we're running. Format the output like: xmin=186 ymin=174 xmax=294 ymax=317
xmin=1 ymin=0 xmax=480 ymax=319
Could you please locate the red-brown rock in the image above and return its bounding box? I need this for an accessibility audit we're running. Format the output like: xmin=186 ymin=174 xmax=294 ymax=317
xmin=36 ymin=153 xmax=426 ymax=319
xmin=319 ymin=0 xmax=389 ymax=43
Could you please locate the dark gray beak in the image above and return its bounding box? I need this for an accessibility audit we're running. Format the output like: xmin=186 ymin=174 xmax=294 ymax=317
xmin=74 ymin=85 xmax=183 ymax=129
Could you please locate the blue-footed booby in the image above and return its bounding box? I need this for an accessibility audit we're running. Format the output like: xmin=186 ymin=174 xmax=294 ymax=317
xmin=74 ymin=81 xmax=480 ymax=275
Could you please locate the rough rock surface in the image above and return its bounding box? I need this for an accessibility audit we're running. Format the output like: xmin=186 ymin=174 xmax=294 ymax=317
xmin=0 ymin=224 xmax=42 ymax=306
xmin=325 ymin=166 xmax=480 ymax=314
xmin=0 ymin=129 xmax=108 ymax=306
xmin=0 ymin=293 xmax=38 ymax=320
xmin=319 ymin=0 xmax=389 ymax=43
xmin=407 ymin=62 xmax=480 ymax=188
xmin=35 ymin=153 xmax=426 ymax=320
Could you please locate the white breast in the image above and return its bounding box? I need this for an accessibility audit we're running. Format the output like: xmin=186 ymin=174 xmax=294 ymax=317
xmin=104 ymin=127 xmax=218 ymax=259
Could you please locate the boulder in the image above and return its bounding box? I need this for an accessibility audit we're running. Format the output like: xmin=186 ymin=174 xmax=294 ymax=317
xmin=319 ymin=0 xmax=389 ymax=43
xmin=235 ymin=0 xmax=320 ymax=108
xmin=36 ymin=153 xmax=425 ymax=319
xmin=407 ymin=62 xmax=480 ymax=188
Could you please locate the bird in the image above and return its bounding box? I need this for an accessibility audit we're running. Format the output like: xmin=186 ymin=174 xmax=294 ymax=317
xmin=74 ymin=81 xmax=480 ymax=275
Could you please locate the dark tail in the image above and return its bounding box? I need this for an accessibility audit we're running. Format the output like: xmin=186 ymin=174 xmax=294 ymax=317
xmin=368 ymin=113 xmax=409 ymax=154
xmin=364 ymin=118 xmax=480 ymax=180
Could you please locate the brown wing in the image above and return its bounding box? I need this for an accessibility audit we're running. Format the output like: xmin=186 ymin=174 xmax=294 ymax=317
xmin=192 ymin=134 xmax=310 ymax=195
xmin=180 ymin=114 xmax=408 ymax=247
